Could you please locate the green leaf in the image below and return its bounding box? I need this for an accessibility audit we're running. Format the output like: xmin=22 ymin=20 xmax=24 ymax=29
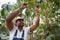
xmin=28 ymin=2 xmax=35 ymax=8
xmin=24 ymin=0 xmax=29 ymax=2
xmin=25 ymin=9 xmax=31 ymax=17
xmin=1 ymin=8 xmax=5 ymax=17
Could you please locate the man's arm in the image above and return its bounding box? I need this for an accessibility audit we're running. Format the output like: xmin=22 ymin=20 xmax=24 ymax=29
xmin=30 ymin=5 xmax=40 ymax=32
xmin=5 ymin=3 xmax=28 ymax=31
xmin=5 ymin=8 xmax=20 ymax=31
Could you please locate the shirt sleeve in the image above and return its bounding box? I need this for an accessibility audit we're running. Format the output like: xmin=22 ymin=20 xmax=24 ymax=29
xmin=25 ymin=27 xmax=30 ymax=33
xmin=9 ymin=25 xmax=17 ymax=33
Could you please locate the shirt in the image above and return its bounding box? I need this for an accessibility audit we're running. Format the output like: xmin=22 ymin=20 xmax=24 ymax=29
xmin=9 ymin=26 xmax=30 ymax=40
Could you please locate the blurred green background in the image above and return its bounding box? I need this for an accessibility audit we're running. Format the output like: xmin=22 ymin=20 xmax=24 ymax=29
xmin=0 ymin=0 xmax=60 ymax=40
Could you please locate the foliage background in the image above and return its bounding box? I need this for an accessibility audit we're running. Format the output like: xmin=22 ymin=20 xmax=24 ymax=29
xmin=0 ymin=0 xmax=60 ymax=40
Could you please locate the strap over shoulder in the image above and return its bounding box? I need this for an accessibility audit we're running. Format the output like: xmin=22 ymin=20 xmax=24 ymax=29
xmin=14 ymin=30 xmax=17 ymax=36
xmin=22 ymin=30 xmax=24 ymax=37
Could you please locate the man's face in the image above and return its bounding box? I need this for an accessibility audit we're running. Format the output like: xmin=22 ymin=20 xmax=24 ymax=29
xmin=16 ymin=19 xmax=24 ymax=28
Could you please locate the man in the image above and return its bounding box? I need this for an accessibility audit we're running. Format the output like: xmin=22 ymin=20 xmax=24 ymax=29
xmin=5 ymin=2 xmax=40 ymax=40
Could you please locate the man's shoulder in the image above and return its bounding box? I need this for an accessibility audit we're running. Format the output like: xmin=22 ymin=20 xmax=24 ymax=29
xmin=9 ymin=25 xmax=17 ymax=32
xmin=23 ymin=27 xmax=30 ymax=33
xmin=23 ymin=27 xmax=30 ymax=29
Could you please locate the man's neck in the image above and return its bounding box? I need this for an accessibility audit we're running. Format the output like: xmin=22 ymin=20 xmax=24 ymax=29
xmin=18 ymin=27 xmax=23 ymax=31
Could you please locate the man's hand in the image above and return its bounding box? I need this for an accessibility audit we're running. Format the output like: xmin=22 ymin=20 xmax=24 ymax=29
xmin=20 ymin=2 xmax=28 ymax=9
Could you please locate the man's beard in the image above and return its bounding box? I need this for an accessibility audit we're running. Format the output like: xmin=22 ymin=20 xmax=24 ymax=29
xmin=20 ymin=23 xmax=24 ymax=27
xmin=18 ymin=23 xmax=24 ymax=27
